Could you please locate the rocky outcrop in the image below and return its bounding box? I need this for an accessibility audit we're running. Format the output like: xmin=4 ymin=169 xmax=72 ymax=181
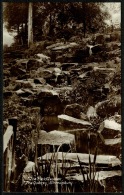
xmin=64 ymin=103 xmax=84 ymax=119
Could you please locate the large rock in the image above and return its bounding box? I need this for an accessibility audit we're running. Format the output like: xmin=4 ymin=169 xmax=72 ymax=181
xmin=95 ymin=96 xmax=121 ymax=118
xmin=64 ymin=103 xmax=84 ymax=119
xmin=98 ymin=137 xmax=121 ymax=157
xmin=34 ymin=78 xmax=46 ymax=85
xmin=61 ymin=63 xmax=78 ymax=71
xmin=51 ymin=42 xmax=78 ymax=51
xmin=27 ymin=59 xmax=42 ymax=70
xmin=34 ymin=53 xmax=50 ymax=64
xmin=35 ymin=68 xmax=54 ymax=79
xmin=41 ymin=152 xmax=121 ymax=167
xmin=37 ymin=89 xmax=58 ymax=98
xmin=93 ymin=66 xmax=115 ymax=75
xmin=40 ymin=96 xmax=62 ymax=116
xmin=46 ymin=42 xmax=64 ymax=50
xmin=14 ymin=59 xmax=29 ymax=69
xmin=10 ymin=66 xmax=26 ymax=77
xmin=98 ymin=119 xmax=121 ymax=139
xmin=4 ymin=91 xmax=13 ymax=97
xmin=36 ymin=130 xmax=75 ymax=154
xmin=16 ymin=89 xmax=33 ymax=97
xmin=35 ymin=69 xmax=56 ymax=85
xmin=15 ymin=79 xmax=34 ymax=89
xmin=52 ymin=67 xmax=69 ymax=85
xmin=58 ymin=114 xmax=91 ymax=129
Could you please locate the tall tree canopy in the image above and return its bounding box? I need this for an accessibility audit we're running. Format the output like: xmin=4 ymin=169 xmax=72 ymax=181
xmin=3 ymin=2 xmax=110 ymax=44
xmin=3 ymin=3 xmax=28 ymax=33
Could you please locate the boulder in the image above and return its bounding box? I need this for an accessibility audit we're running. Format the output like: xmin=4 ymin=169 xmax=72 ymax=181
xmin=15 ymin=80 xmax=34 ymax=89
xmin=14 ymin=59 xmax=29 ymax=69
xmin=4 ymin=91 xmax=13 ymax=97
xmin=79 ymin=72 xmax=89 ymax=80
xmin=104 ymin=138 xmax=121 ymax=146
xmin=61 ymin=63 xmax=78 ymax=71
xmin=58 ymin=114 xmax=91 ymax=129
xmin=27 ymin=59 xmax=42 ymax=70
xmin=46 ymin=42 xmax=64 ymax=50
xmin=37 ymin=130 xmax=75 ymax=149
xmin=95 ymin=96 xmax=121 ymax=118
xmin=98 ymin=119 xmax=121 ymax=139
xmin=93 ymin=66 xmax=115 ymax=74
xmin=34 ymin=53 xmax=50 ymax=64
xmin=35 ymin=68 xmax=53 ymax=78
xmin=64 ymin=103 xmax=84 ymax=119
xmin=37 ymin=89 xmax=58 ymax=98
xmin=16 ymin=89 xmax=33 ymax=97
xmin=41 ymin=152 xmax=121 ymax=167
xmin=42 ymin=70 xmax=55 ymax=80
xmin=10 ymin=66 xmax=26 ymax=77
xmin=53 ymin=67 xmax=68 ymax=84
xmin=34 ymin=78 xmax=46 ymax=85
xmin=40 ymin=96 xmax=62 ymax=116
xmin=101 ymin=138 xmax=121 ymax=157
xmin=51 ymin=42 xmax=78 ymax=51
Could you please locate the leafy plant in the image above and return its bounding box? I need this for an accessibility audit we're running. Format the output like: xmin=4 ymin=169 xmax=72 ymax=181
xmin=77 ymin=132 xmax=99 ymax=192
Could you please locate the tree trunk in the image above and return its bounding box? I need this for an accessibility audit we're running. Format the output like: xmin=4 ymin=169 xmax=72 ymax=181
xmin=49 ymin=12 xmax=52 ymax=36
xmin=82 ymin=3 xmax=86 ymax=38
xmin=17 ymin=24 xmax=19 ymax=35
xmin=28 ymin=2 xmax=33 ymax=47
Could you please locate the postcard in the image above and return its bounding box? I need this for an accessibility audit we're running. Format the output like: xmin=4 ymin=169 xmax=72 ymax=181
xmin=3 ymin=2 xmax=121 ymax=193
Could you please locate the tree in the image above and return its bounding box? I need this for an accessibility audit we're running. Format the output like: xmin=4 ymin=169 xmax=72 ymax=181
xmin=3 ymin=2 xmax=110 ymax=43
xmin=28 ymin=2 xmax=33 ymax=47
xmin=3 ymin=3 xmax=28 ymax=44
xmin=68 ymin=2 xmax=110 ymax=37
xmin=3 ymin=3 xmax=28 ymax=34
xmin=3 ymin=2 xmax=34 ymax=47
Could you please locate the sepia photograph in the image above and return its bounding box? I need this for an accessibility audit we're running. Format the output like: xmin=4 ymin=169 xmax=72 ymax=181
xmin=3 ymin=2 xmax=121 ymax=192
